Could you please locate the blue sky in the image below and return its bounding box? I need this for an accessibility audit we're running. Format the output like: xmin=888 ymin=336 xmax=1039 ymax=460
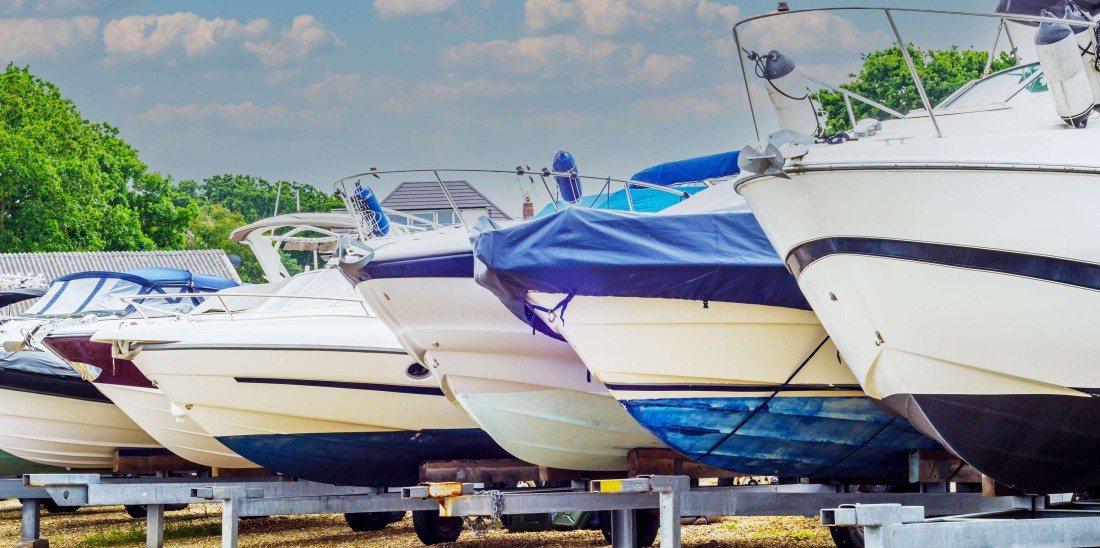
xmin=2 ymin=0 xmax=1004 ymax=213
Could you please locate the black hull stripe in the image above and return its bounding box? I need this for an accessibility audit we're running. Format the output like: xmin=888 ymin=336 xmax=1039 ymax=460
xmin=0 ymin=370 xmax=110 ymax=403
xmin=603 ymin=382 xmax=863 ymax=393
xmin=234 ymin=377 xmax=444 ymax=396
xmin=786 ymin=237 xmax=1100 ymax=291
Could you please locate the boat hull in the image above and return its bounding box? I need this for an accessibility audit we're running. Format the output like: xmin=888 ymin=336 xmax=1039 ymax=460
xmin=113 ymin=314 xmax=510 ymax=486
xmin=359 ymin=275 xmax=666 ymax=471
xmin=0 ymin=385 xmax=160 ymax=469
xmin=43 ymin=334 xmax=258 ymax=469
xmin=738 ymin=165 xmax=1100 ymax=492
xmin=528 ymin=293 xmax=938 ymax=479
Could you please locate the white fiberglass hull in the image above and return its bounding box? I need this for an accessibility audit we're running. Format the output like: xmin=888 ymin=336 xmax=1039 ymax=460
xmin=96 ymin=311 xmax=509 ymax=486
xmin=738 ymin=160 xmax=1100 ymax=492
xmin=527 ymin=293 xmax=936 ymax=478
xmin=359 ymin=276 xmax=666 ymax=471
xmin=94 ymin=384 xmax=257 ymax=469
xmin=0 ymin=387 xmax=159 ymax=469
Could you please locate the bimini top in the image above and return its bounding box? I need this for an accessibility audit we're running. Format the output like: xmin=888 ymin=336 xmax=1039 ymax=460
xmin=23 ymin=267 xmax=238 ymax=317
xmin=630 ymin=150 xmax=741 ymax=186
xmin=472 ymin=203 xmax=810 ymax=334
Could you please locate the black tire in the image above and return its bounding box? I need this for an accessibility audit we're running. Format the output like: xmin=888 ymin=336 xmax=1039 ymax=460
xmin=598 ymin=509 xmax=660 ymax=547
xmin=124 ymin=503 xmax=189 ymax=519
xmin=829 ymin=525 xmax=865 ymax=548
xmin=412 ymin=509 xmax=463 ymax=545
xmin=41 ymin=499 xmax=80 ymax=514
xmin=344 ymin=511 xmax=406 ymax=532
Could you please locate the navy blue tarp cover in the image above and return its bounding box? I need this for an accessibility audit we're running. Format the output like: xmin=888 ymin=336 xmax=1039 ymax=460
xmin=630 ymin=151 xmax=741 ymax=185
xmin=472 ymin=205 xmax=810 ymax=333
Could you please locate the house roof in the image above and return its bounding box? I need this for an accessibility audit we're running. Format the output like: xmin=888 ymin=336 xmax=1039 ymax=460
xmin=381 ymin=180 xmax=513 ymax=221
xmin=0 ymin=250 xmax=240 ymax=314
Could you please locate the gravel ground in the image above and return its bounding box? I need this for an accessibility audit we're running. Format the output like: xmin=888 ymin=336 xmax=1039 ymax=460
xmin=0 ymin=499 xmax=836 ymax=547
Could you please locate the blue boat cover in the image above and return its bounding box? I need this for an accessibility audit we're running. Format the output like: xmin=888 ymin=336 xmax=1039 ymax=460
xmin=55 ymin=268 xmax=238 ymax=292
xmin=630 ymin=151 xmax=741 ymax=185
xmin=472 ymin=206 xmax=811 ymax=332
xmin=533 ymin=186 xmax=704 ymax=219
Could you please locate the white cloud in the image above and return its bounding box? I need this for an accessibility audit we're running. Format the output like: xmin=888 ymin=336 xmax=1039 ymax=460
xmin=129 ymin=101 xmax=293 ymax=127
xmin=443 ymin=34 xmax=643 ymax=77
xmin=103 ymin=13 xmax=268 ymax=58
xmin=0 ymin=16 xmax=98 ymax=59
xmin=740 ymin=12 xmax=889 ymax=54
xmin=525 ymin=0 xmax=726 ymax=36
xmin=631 ymin=53 xmax=694 ymax=85
xmin=632 ymin=92 xmax=725 ymax=122
xmin=243 ymin=15 xmax=344 ymax=67
xmin=374 ymin=0 xmax=456 ymax=19
xmin=295 ymin=72 xmax=364 ymax=101
xmin=419 ymin=76 xmax=535 ymax=99
xmin=264 ymin=67 xmax=301 ymax=84
xmin=118 ymin=84 xmax=142 ymax=97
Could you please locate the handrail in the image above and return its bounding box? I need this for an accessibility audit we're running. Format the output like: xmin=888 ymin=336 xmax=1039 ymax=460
xmin=732 ymin=7 xmax=1098 ymax=140
xmin=122 ymin=293 xmax=372 ymax=321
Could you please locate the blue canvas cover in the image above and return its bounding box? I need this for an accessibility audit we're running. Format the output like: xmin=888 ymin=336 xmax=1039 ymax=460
xmin=630 ymin=151 xmax=741 ymax=186
xmin=28 ymin=268 xmax=238 ymax=317
xmin=472 ymin=205 xmax=810 ymax=333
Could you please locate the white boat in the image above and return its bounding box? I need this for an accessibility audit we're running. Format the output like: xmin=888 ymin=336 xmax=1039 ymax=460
xmin=730 ymin=6 xmax=1100 ymax=492
xmin=339 ymin=169 xmax=673 ymax=472
xmin=0 ymin=269 xmax=234 ymax=469
xmin=473 ymin=159 xmax=939 ymax=479
xmin=41 ymin=214 xmax=370 ymax=470
xmin=91 ymin=267 xmax=510 ymax=486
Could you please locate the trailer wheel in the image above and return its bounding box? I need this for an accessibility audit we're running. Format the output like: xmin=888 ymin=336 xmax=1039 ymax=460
xmin=829 ymin=525 xmax=865 ymax=548
xmin=124 ymin=504 xmax=188 ymax=519
xmin=41 ymin=499 xmax=80 ymax=514
xmin=344 ymin=511 xmax=406 ymax=532
xmin=412 ymin=509 xmax=463 ymax=545
xmin=598 ymin=509 xmax=660 ymax=547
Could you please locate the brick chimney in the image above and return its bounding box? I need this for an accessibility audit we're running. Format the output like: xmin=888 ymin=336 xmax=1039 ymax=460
xmin=522 ymin=195 xmax=534 ymax=220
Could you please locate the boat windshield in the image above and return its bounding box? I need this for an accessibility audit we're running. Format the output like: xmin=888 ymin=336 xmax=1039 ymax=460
xmin=23 ymin=276 xmax=199 ymax=317
xmin=250 ymin=269 xmax=360 ymax=314
xmin=939 ymin=64 xmax=1049 ymax=109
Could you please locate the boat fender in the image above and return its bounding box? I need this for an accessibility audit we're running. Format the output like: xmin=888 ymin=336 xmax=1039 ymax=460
xmin=1035 ymin=12 xmax=1094 ymax=127
xmin=552 ymin=151 xmax=582 ymax=203
xmin=753 ymin=49 xmax=818 ymax=136
xmin=1059 ymin=1 xmax=1100 ymax=106
xmin=354 ymin=182 xmax=391 ymax=236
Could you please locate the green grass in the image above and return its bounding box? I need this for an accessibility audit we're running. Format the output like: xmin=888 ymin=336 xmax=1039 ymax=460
xmin=790 ymin=530 xmax=816 ymax=540
xmin=82 ymin=519 xmax=221 ymax=547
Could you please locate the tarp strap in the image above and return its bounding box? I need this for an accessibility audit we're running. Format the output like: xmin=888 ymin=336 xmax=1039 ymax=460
xmin=699 ymin=336 xmax=832 ymax=460
xmin=525 ymin=291 xmax=576 ymax=332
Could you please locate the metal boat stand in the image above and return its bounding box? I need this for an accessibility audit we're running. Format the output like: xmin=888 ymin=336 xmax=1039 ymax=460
xmin=403 ymin=474 xmax=1033 ymax=548
xmin=16 ymin=473 xmax=438 ymax=548
xmin=820 ymin=495 xmax=1100 ymax=548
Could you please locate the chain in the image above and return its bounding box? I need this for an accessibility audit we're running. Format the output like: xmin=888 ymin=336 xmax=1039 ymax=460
xmin=462 ymin=490 xmax=505 ymax=537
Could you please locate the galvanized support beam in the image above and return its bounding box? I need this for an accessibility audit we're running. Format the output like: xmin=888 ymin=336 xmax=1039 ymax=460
xmin=651 ymin=476 xmax=690 ymax=547
xmin=146 ymin=504 xmax=165 ymax=548
xmin=611 ymin=508 xmax=636 ymax=548
xmin=222 ymin=495 xmax=239 ymax=548
xmin=20 ymin=499 xmax=40 ymax=542
xmin=822 ymin=503 xmax=1100 ymax=548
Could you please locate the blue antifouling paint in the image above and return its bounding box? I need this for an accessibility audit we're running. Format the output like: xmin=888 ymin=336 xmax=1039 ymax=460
xmin=217 ymin=428 xmax=510 ymax=487
xmin=355 ymin=183 xmax=391 ymax=236
xmin=619 ymin=396 xmax=941 ymax=479
xmin=552 ymin=150 xmax=582 ymax=203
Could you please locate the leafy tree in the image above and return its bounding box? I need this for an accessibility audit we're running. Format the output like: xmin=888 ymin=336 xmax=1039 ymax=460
xmin=180 ymin=175 xmax=342 ymax=283
xmin=179 ymin=174 xmax=342 ymax=224
xmin=812 ymin=45 xmax=1017 ymax=134
xmin=0 ymin=64 xmax=196 ymax=251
